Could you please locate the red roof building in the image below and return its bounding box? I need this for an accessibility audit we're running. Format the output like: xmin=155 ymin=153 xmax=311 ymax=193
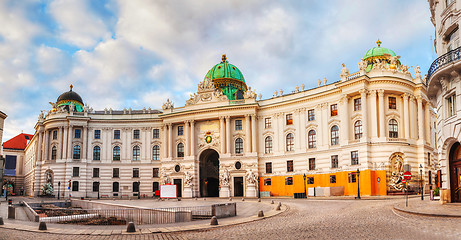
xmin=3 ymin=133 xmax=33 ymax=150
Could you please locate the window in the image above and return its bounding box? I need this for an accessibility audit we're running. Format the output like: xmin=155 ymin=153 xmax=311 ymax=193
xmin=133 ymin=182 xmax=140 ymax=192
xmin=153 ymin=129 xmax=160 ymax=139
xmin=287 ymin=160 xmax=294 ymax=172
xmin=152 ymin=145 xmax=160 ymax=160
xmin=354 ymin=98 xmax=361 ymax=111
xmin=177 ymin=143 xmax=184 ymax=157
xmin=93 ymin=182 xmax=99 ymax=192
xmin=178 ymin=126 xmax=183 ymax=136
xmin=235 ymin=120 xmax=242 ymax=130
xmin=308 ymin=130 xmax=316 ymax=149
xmin=93 ymin=168 xmax=99 ymax=178
xmin=331 ymin=155 xmax=339 ymax=168
xmin=354 ymin=120 xmax=363 ymax=139
xmin=133 ymin=168 xmax=139 ymax=178
xmin=74 ymin=129 xmax=81 ymax=139
xmin=93 ymin=146 xmax=101 ymax=160
xmin=286 ymin=114 xmax=293 ymax=125
xmin=308 ymin=109 xmax=315 ymax=121
xmin=52 ymin=130 xmax=58 ymax=140
xmin=153 ymin=168 xmax=159 ymax=177
xmin=264 ymin=178 xmax=271 ymax=186
xmin=73 ymin=145 xmax=81 ymax=159
xmin=114 ymin=130 xmax=121 ymax=139
xmin=265 ymin=118 xmax=272 ymax=128
xmin=72 ymin=181 xmax=79 ymax=191
xmin=309 ymin=158 xmax=315 ymax=170
xmin=73 ymin=167 xmax=79 ymax=177
xmin=235 ymin=138 xmax=243 ymax=154
xmin=266 ymin=162 xmax=272 ymax=173
xmin=331 ymin=125 xmax=339 ymax=145
xmin=153 ymin=182 xmax=159 ymax=192
xmin=389 ymin=97 xmax=396 ymax=109
xmin=446 ymin=27 xmax=459 ymax=52
xmin=113 ymin=168 xmax=119 ymax=178
xmin=307 ymin=177 xmax=314 ymax=184
xmin=285 ymin=177 xmax=293 ymax=185
xmin=113 ymin=146 xmax=121 ymax=161
xmin=133 ymin=129 xmax=140 ymax=139
xmin=51 ymin=146 xmax=57 ymax=160
xmin=351 ymin=151 xmax=359 ymax=165
xmin=175 ymin=165 xmax=181 ymax=172
xmin=265 ymin=136 xmax=273 ymax=153
xmin=448 ymin=94 xmax=456 ymax=118
xmin=113 ymin=182 xmax=119 ymax=192
xmin=389 ymin=119 xmax=398 ymax=138
xmin=286 ymin=133 xmax=294 ymax=151
xmin=236 ymin=90 xmax=244 ymax=99
xmin=94 ymin=130 xmax=101 ymax=139
xmin=235 ymin=161 xmax=242 ymax=169
xmin=330 ymin=175 xmax=336 ymax=183
xmin=428 ymin=153 xmax=431 ymax=165
xmin=348 ymin=173 xmax=357 ymax=183
xmin=133 ymin=145 xmax=140 ymax=160
xmin=330 ymin=104 xmax=338 ymax=116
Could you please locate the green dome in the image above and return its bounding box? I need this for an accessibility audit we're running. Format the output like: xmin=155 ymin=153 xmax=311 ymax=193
xmin=363 ymin=40 xmax=397 ymax=60
xmin=205 ymin=55 xmax=247 ymax=100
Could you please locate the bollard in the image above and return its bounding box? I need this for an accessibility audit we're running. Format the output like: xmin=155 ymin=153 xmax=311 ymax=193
xmin=0 ymin=216 xmax=4 ymax=225
xmin=8 ymin=205 xmax=15 ymax=219
xmin=195 ymin=197 xmax=198 ymax=200
xmin=258 ymin=198 xmax=261 ymax=202
xmin=38 ymin=221 xmax=47 ymax=230
xmin=8 ymin=199 xmax=12 ymax=205
xmin=210 ymin=216 xmax=218 ymax=225
xmin=177 ymin=198 xmax=181 ymax=201
xmin=242 ymin=198 xmax=245 ymax=201
xmin=271 ymin=200 xmax=274 ymax=204
xmin=204 ymin=198 xmax=206 ymax=201
xmin=258 ymin=210 xmax=264 ymax=217
xmin=276 ymin=204 xmax=281 ymax=211
xmin=229 ymin=197 xmax=232 ymax=201
xmin=126 ymin=222 xmax=136 ymax=232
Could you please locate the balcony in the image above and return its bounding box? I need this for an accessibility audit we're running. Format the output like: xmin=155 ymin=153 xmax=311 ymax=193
xmin=427 ymin=46 xmax=461 ymax=85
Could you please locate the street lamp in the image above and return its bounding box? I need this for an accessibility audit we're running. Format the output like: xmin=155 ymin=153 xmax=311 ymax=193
xmin=303 ymin=174 xmax=307 ymax=198
xmin=356 ymin=169 xmax=361 ymax=199
xmin=58 ymin=181 xmax=61 ymax=200
xmin=420 ymin=164 xmax=424 ymax=200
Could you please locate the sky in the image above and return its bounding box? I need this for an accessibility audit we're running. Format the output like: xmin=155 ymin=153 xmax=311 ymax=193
xmin=0 ymin=0 xmax=435 ymax=142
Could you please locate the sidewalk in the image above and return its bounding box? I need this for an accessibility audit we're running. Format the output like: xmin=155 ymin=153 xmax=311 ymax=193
xmin=393 ymin=196 xmax=461 ymax=218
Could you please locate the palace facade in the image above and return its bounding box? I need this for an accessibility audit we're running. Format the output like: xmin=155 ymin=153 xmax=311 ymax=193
xmin=22 ymin=43 xmax=436 ymax=198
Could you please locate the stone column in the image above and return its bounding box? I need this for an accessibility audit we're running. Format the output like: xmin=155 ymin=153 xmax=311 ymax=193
xmin=37 ymin=131 xmax=43 ymax=162
xmin=295 ymin=109 xmax=301 ymax=151
xmin=402 ymin=93 xmax=410 ymax=139
xmin=410 ymin=96 xmax=417 ymax=139
xmin=185 ymin=121 xmax=190 ymax=156
xmin=168 ymin=123 xmax=173 ymax=158
xmin=44 ymin=130 xmax=49 ymax=161
xmin=425 ymin=102 xmax=431 ymax=144
xmin=359 ymin=89 xmax=368 ymax=142
xmin=62 ymin=126 xmax=68 ymax=160
xmin=58 ymin=127 xmax=63 ymax=160
xmin=378 ymin=90 xmax=385 ymax=138
xmin=220 ymin=117 xmax=225 ymax=154
xmin=339 ymin=95 xmax=349 ymax=145
xmin=245 ymin=114 xmax=251 ymax=153
xmin=251 ymin=114 xmax=257 ymax=153
xmin=273 ymin=114 xmax=280 ymax=152
xmin=190 ymin=121 xmax=195 ymax=157
xmin=225 ymin=117 xmax=231 ymax=154
xmin=417 ymin=96 xmax=424 ymax=142
xmin=322 ymin=103 xmax=328 ymax=147
xmin=163 ymin=125 xmax=168 ymax=158
xmin=67 ymin=125 xmax=73 ymax=159
xmin=369 ymin=90 xmax=378 ymax=138
xmin=279 ymin=113 xmax=285 ymax=150
xmin=82 ymin=127 xmax=87 ymax=160
xmin=300 ymin=108 xmax=307 ymax=150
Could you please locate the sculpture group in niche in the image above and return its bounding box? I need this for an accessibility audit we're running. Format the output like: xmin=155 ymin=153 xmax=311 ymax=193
xmin=220 ymin=168 xmax=230 ymax=186
xmin=388 ymin=154 xmax=404 ymax=191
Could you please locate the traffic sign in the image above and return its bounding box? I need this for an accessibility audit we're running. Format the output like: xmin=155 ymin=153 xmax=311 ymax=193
xmin=403 ymin=171 xmax=412 ymax=180
xmin=377 ymin=177 xmax=381 ymax=183
xmin=402 ymin=178 xmax=406 ymax=184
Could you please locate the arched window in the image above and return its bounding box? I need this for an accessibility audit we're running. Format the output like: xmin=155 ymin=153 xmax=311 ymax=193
xmin=265 ymin=136 xmax=273 ymax=154
xmin=177 ymin=143 xmax=184 ymax=157
xmin=113 ymin=182 xmax=119 ymax=192
xmin=113 ymin=146 xmax=121 ymax=161
xmin=354 ymin=120 xmax=363 ymax=140
xmin=389 ymin=119 xmax=398 ymax=138
xmin=73 ymin=145 xmax=81 ymax=159
xmin=152 ymin=145 xmax=160 ymax=160
xmin=51 ymin=146 xmax=57 ymax=160
xmin=236 ymin=90 xmax=244 ymax=100
xmin=235 ymin=138 xmax=243 ymax=154
xmin=308 ymin=130 xmax=316 ymax=149
xmin=93 ymin=146 xmax=101 ymax=160
xmin=331 ymin=125 xmax=339 ymax=145
xmin=286 ymin=133 xmax=294 ymax=151
xmin=133 ymin=145 xmax=140 ymax=160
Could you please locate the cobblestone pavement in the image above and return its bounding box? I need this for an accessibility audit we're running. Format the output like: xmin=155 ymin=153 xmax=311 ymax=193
xmin=1 ymin=198 xmax=460 ymax=240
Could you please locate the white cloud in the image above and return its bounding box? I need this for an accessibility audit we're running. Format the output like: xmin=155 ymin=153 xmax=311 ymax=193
xmin=37 ymin=45 xmax=70 ymax=75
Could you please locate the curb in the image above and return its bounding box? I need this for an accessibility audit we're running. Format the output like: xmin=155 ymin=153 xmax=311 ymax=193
xmin=0 ymin=201 xmax=289 ymax=236
xmin=393 ymin=205 xmax=461 ymax=218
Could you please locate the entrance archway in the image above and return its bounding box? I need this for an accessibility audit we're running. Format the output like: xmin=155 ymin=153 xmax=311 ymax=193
xmin=449 ymin=142 xmax=461 ymax=202
xmin=199 ymin=149 xmax=219 ymax=197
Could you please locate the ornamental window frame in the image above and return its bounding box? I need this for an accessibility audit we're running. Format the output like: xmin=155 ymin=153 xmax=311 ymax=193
xmin=153 ymin=129 xmax=160 ymax=139
xmin=94 ymin=129 xmax=101 ymax=139
xmin=265 ymin=136 xmax=273 ymax=154
xmin=152 ymin=145 xmax=160 ymax=160
xmin=388 ymin=97 xmax=397 ymax=110
xmin=133 ymin=129 xmax=140 ymax=139
xmin=286 ymin=133 xmax=294 ymax=152
xmin=177 ymin=142 xmax=184 ymax=157
xmin=308 ymin=109 xmax=315 ymax=121
xmin=286 ymin=114 xmax=293 ymax=125
xmin=51 ymin=146 xmax=57 ymax=160
xmin=52 ymin=130 xmax=58 ymax=140
xmin=265 ymin=118 xmax=272 ymax=129
xmin=114 ymin=130 xmax=121 ymax=139
xmin=235 ymin=138 xmax=243 ymax=154
xmin=308 ymin=130 xmax=316 ymax=149
xmin=178 ymin=126 xmax=184 ymax=136
xmin=93 ymin=146 xmax=101 ymax=161
xmin=354 ymin=98 xmax=361 ymax=111
xmin=354 ymin=120 xmax=363 ymax=140
xmin=389 ymin=119 xmax=398 ymax=138
xmin=132 ymin=145 xmax=140 ymax=161
xmin=73 ymin=145 xmax=81 ymax=159
xmin=331 ymin=125 xmax=339 ymax=145
xmin=113 ymin=146 xmax=121 ymax=161
xmin=330 ymin=104 xmax=338 ymax=116
xmin=447 ymin=93 xmax=456 ymax=118
xmin=235 ymin=120 xmax=243 ymax=131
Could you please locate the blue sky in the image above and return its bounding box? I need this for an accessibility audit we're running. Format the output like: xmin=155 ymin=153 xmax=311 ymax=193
xmin=0 ymin=0 xmax=434 ymax=141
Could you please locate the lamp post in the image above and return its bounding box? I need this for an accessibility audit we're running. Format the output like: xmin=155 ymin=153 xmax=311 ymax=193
xmin=356 ymin=169 xmax=361 ymax=199
xmin=303 ymin=174 xmax=307 ymax=198
xmin=420 ymin=164 xmax=424 ymax=200
xmin=58 ymin=181 xmax=61 ymax=200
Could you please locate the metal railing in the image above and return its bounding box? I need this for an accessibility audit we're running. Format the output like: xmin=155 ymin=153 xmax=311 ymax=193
xmin=427 ymin=46 xmax=461 ymax=83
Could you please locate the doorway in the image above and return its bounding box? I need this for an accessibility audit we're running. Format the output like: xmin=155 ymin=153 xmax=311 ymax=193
xmin=234 ymin=177 xmax=244 ymax=197
xmin=174 ymin=179 xmax=182 ymax=198
xmin=199 ymin=149 xmax=220 ymax=197
xmin=449 ymin=142 xmax=461 ymax=202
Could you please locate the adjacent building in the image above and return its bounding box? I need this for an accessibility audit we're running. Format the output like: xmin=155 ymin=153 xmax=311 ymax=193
xmin=2 ymin=133 xmax=33 ymax=195
xmin=21 ymin=43 xmax=436 ymax=199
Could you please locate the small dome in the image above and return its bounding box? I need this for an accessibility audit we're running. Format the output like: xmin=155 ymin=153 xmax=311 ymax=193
xmin=363 ymin=39 xmax=397 ymax=60
xmin=56 ymin=85 xmax=84 ymax=112
xmin=205 ymin=54 xmax=245 ymax=83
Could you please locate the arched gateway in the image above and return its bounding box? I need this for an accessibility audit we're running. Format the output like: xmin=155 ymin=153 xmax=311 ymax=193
xmin=449 ymin=142 xmax=461 ymax=202
xmin=199 ymin=149 xmax=220 ymax=197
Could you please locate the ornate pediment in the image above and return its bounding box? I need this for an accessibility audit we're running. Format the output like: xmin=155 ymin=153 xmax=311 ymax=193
xmin=186 ymin=78 xmax=228 ymax=105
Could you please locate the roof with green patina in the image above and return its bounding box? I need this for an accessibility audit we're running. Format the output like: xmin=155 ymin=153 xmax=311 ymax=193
xmin=205 ymin=55 xmax=245 ymax=83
